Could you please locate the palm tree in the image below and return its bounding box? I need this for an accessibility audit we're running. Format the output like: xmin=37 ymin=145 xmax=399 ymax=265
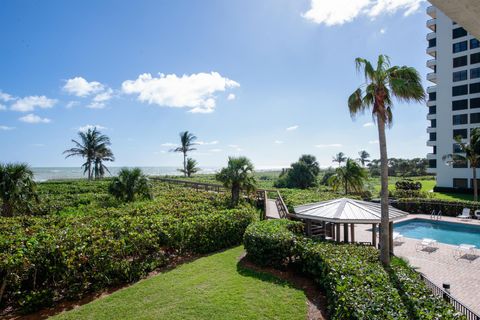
xmin=348 ymin=55 xmax=424 ymax=265
xmin=0 ymin=163 xmax=38 ymax=216
xmin=178 ymin=158 xmax=200 ymax=177
xmin=328 ymin=158 xmax=368 ymax=194
xmin=63 ymin=128 xmax=114 ymax=180
xmin=216 ymin=156 xmax=257 ymax=206
xmin=443 ymin=128 xmax=480 ymax=201
xmin=108 ymin=168 xmax=153 ymax=202
xmin=332 ymin=152 xmax=347 ymax=167
xmin=172 ymin=131 xmax=197 ymax=177
xmin=357 ymin=150 xmax=370 ymax=167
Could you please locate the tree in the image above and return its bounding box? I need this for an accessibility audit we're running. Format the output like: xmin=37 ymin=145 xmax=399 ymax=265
xmin=328 ymin=158 xmax=368 ymax=194
xmin=172 ymin=131 xmax=197 ymax=177
xmin=332 ymin=152 xmax=347 ymax=167
xmin=178 ymin=158 xmax=200 ymax=177
xmin=0 ymin=163 xmax=38 ymax=216
xmin=108 ymin=168 xmax=153 ymax=202
xmin=348 ymin=55 xmax=424 ymax=265
xmin=357 ymin=150 xmax=370 ymax=167
xmin=443 ymin=128 xmax=480 ymax=201
xmin=274 ymin=155 xmax=320 ymax=189
xmin=216 ymin=157 xmax=256 ymax=206
xmin=63 ymin=128 xmax=114 ymax=180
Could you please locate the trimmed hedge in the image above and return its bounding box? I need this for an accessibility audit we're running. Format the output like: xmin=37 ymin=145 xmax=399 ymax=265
xmin=394 ymin=198 xmax=480 ymax=217
xmin=244 ymin=220 xmax=464 ymax=320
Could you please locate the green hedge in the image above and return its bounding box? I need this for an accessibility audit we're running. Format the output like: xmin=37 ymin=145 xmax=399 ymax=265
xmin=394 ymin=198 xmax=480 ymax=217
xmin=0 ymin=206 xmax=256 ymax=313
xmin=244 ymin=220 xmax=464 ymax=320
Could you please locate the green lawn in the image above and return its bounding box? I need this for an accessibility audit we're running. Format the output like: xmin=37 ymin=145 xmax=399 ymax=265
xmin=53 ymin=246 xmax=307 ymax=320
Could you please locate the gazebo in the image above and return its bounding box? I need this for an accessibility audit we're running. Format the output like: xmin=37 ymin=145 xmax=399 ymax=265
xmin=292 ymin=198 xmax=409 ymax=249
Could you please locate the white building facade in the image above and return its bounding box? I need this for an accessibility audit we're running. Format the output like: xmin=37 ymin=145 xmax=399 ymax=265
xmin=427 ymin=5 xmax=480 ymax=191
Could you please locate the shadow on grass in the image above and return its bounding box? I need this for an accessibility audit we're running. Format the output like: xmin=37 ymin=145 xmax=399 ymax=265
xmin=383 ymin=260 xmax=418 ymax=320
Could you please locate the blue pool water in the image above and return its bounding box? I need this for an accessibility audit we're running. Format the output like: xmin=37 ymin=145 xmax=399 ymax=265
xmin=394 ymin=219 xmax=480 ymax=247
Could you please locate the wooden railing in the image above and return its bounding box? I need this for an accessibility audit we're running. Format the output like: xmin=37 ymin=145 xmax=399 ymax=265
xmin=274 ymin=190 xmax=289 ymax=219
xmin=153 ymin=178 xmax=226 ymax=193
xmin=419 ymin=273 xmax=480 ymax=319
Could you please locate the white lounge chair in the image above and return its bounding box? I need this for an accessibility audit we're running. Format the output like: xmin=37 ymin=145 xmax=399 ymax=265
xmin=416 ymin=238 xmax=438 ymax=252
xmin=458 ymin=208 xmax=471 ymax=219
xmin=474 ymin=209 xmax=480 ymax=219
xmin=454 ymin=244 xmax=477 ymax=261
xmin=393 ymin=232 xmax=404 ymax=242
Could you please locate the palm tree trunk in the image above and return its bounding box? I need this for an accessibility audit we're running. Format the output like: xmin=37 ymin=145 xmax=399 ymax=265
xmin=473 ymin=165 xmax=478 ymax=202
xmin=183 ymin=153 xmax=187 ymax=177
xmin=232 ymin=185 xmax=240 ymax=206
xmin=1 ymin=202 xmax=12 ymax=217
xmin=377 ymin=114 xmax=390 ymax=265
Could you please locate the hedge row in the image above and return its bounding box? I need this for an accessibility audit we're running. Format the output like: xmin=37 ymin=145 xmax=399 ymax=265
xmin=394 ymin=198 xmax=480 ymax=217
xmin=243 ymin=220 xmax=464 ymax=320
xmin=0 ymin=206 xmax=256 ymax=313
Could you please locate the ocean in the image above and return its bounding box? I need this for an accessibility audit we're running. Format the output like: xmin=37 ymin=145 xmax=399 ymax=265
xmin=31 ymin=167 xmax=220 ymax=182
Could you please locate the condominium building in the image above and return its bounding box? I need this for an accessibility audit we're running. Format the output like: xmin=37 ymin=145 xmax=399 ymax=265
xmin=426 ymin=5 xmax=480 ymax=191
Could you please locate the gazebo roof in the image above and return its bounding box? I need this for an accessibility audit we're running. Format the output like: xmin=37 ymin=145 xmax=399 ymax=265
xmin=293 ymin=198 xmax=408 ymax=224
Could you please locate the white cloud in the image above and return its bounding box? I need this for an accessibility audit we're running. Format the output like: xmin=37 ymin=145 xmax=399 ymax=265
xmin=363 ymin=122 xmax=374 ymax=127
xmin=0 ymin=91 xmax=14 ymax=102
xmin=0 ymin=125 xmax=15 ymax=131
xmin=197 ymin=140 xmax=219 ymax=145
xmin=11 ymin=96 xmax=57 ymax=112
xmin=227 ymin=93 xmax=236 ymax=100
xmin=369 ymin=140 xmax=379 ymax=144
xmin=93 ymin=88 xmax=113 ymax=103
xmin=302 ymin=0 xmax=424 ymax=26
xmin=161 ymin=142 xmax=176 ymax=147
xmin=209 ymin=148 xmax=222 ymax=153
xmin=315 ymin=143 xmax=342 ymax=148
xmin=65 ymin=101 xmax=80 ymax=109
xmin=121 ymin=72 xmax=239 ymax=113
xmin=78 ymin=124 xmax=107 ymax=132
xmin=380 ymin=28 xmax=386 ymax=34
xmin=286 ymin=125 xmax=299 ymax=131
xmin=19 ymin=114 xmax=51 ymax=124
xmin=0 ymin=104 xmax=6 ymax=111
xmin=274 ymin=140 xmax=284 ymax=144
xmin=63 ymin=77 xmax=104 ymax=97
xmin=86 ymin=102 xmax=106 ymax=109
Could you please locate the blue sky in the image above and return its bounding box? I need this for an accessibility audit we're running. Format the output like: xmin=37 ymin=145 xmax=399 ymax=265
xmin=0 ymin=0 xmax=429 ymax=169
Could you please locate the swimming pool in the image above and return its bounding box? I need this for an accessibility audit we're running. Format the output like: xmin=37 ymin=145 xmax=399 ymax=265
xmin=394 ymin=219 xmax=480 ymax=247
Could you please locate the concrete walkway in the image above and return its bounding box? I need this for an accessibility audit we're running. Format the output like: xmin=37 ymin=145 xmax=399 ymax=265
xmin=266 ymin=199 xmax=280 ymax=219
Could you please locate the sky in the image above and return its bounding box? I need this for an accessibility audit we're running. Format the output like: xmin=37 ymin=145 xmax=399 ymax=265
xmin=0 ymin=0 xmax=430 ymax=169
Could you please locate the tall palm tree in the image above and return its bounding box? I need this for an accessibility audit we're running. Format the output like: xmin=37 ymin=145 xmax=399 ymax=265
xmin=328 ymin=158 xmax=368 ymax=194
xmin=63 ymin=128 xmax=114 ymax=180
xmin=348 ymin=55 xmax=424 ymax=265
xmin=0 ymin=163 xmax=38 ymax=216
xmin=172 ymin=131 xmax=197 ymax=177
xmin=216 ymin=156 xmax=257 ymax=206
xmin=332 ymin=152 xmax=347 ymax=167
xmin=357 ymin=150 xmax=370 ymax=167
xmin=178 ymin=158 xmax=200 ymax=177
xmin=108 ymin=168 xmax=152 ymax=202
xmin=443 ymin=128 xmax=480 ymax=201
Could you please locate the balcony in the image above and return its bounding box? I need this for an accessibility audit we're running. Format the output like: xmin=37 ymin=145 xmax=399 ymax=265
xmin=426 ymin=153 xmax=436 ymax=159
xmin=426 ymin=32 xmax=436 ymax=41
xmin=427 ymin=72 xmax=437 ymax=83
xmin=426 ymin=18 xmax=436 ymax=31
xmin=427 ymin=167 xmax=437 ymax=173
xmin=427 ymin=85 xmax=437 ymax=93
xmin=427 ymin=5 xmax=436 ymax=18
xmin=427 ymin=126 xmax=436 ymax=133
xmin=427 ymin=113 xmax=437 ymax=120
xmin=426 ymin=46 xmax=436 ymax=57
xmin=426 ymin=59 xmax=436 ymax=70
xmin=426 ymin=140 xmax=437 ymax=147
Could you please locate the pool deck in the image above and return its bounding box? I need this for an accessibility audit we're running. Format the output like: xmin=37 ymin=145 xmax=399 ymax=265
xmin=354 ymin=214 xmax=480 ymax=315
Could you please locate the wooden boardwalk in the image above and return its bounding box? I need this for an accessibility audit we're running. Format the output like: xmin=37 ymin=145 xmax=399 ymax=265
xmin=266 ymin=199 xmax=281 ymax=219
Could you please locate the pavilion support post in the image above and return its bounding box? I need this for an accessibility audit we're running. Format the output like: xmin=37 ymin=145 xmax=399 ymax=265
xmin=335 ymin=223 xmax=341 ymax=242
xmin=372 ymin=223 xmax=377 ymax=248
xmin=331 ymin=223 xmax=335 ymax=239
xmin=306 ymin=220 xmax=312 ymax=236
xmin=350 ymin=223 xmax=355 ymax=243
xmin=389 ymin=221 xmax=394 ymax=256
xmin=343 ymin=223 xmax=349 ymax=243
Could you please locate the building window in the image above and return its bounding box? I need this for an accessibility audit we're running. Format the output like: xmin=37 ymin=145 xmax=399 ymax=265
xmin=471 ymin=97 xmax=480 ymax=108
xmin=429 ymin=132 xmax=436 ymax=141
xmin=470 ymin=112 xmax=480 ymax=123
xmin=470 ymin=179 xmax=480 ymax=188
xmin=453 ymin=178 xmax=468 ymax=188
xmin=452 ymin=84 xmax=468 ymax=96
xmin=471 ymin=39 xmax=480 ymax=49
xmin=429 ymin=105 xmax=436 ymax=114
xmin=453 ymin=143 xmax=463 ymax=153
xmin=453 ymin=70 xmax=468 ymax=82
xmin=433 ymin=146 xmax=437 ymax=154
xmin=453 ymin=56 xmax=468 ymax=68
xmin=430 ymin=119 xmax=436 ymax=128
xmin=453 ymin=27 xmax=468 ymax=39
xmin=453 ymin=129 xmax=468 ymax=139
xmin=452 ymin=99 xmax=468 ymax=110
xmin=429 ymin=92 xmax=436 ymax=101
xmin=471 ymin=67 xmax=480 ymax=79
xmin=472 ymin=53 xmax=480 ymax=65
xmin=429 ymin=160 xmax=437 ymax=168
xmin=453 ymin=114 xmax=468 ymax=125
xmin=453 ymin=159 xmax=468 ymax=168
xmin=429 ymin=38 xmax=436 ymax=48
xmin=453 ymin=41 xmax=468 ymax=53
xmin=471 ymin=82 xmax=480 ymax=94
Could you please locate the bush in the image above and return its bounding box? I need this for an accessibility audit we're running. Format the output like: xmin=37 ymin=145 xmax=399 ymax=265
xmin=391 ymin=190 xmax=433 ymax=199
xmin=393 ymin=198 xmax=480 ymax=217
xmin=274 ymin=155 xmax=320 ymax=189
xmin=395 ymin=179 xmax=422 ymax=191
xmin=244 ymin=220 xmax=464 ymax=320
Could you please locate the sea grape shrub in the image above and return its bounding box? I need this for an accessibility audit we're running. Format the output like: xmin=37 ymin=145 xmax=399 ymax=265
xmin=395 ymin=179 xmax=422 ymax=191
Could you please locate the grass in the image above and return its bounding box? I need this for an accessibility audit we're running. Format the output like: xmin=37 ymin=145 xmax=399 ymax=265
xmin=53 ymin=246 xmax=307 ymax=320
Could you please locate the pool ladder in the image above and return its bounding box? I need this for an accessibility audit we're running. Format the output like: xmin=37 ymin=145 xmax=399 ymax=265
xmin=430 ymin=210 xmax=442 ymax=220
